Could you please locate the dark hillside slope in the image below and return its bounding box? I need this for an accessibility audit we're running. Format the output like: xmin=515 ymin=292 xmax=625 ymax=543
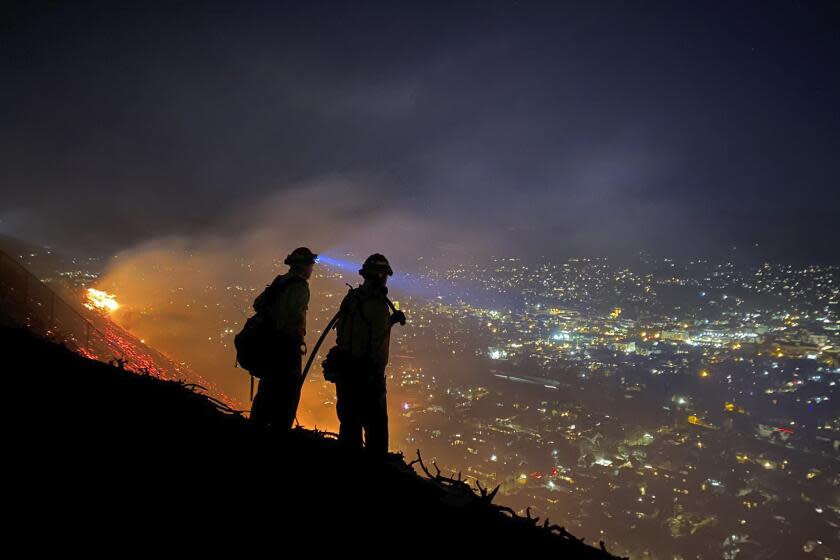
xmin=4 ymin=327 xmax=627 ymax=556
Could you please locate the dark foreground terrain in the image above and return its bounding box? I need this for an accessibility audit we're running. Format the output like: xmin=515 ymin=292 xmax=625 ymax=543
xmin=3 ymin=326 xmax=626 ymax=556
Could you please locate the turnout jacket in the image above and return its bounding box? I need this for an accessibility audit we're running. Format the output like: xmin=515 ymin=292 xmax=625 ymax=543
xmin=335 ymin=282 xmax=393 ymax=371
xmin=255 ymin=272 xmax=309 ymax=343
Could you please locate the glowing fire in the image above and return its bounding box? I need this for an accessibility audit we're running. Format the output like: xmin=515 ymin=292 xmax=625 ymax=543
xmin=84 ymin=288 xmax=120 ymax=313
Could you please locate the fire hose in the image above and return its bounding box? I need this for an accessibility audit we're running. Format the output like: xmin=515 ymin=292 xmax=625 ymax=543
xmin=298 ymin=310 xmax=341 ymax=387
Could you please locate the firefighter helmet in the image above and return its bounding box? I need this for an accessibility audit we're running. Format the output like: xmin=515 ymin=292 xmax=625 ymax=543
xmin=359 ymin=253 xmax=393 ymax=276
xmin=284 ymin=247 xmax=318 ymax=266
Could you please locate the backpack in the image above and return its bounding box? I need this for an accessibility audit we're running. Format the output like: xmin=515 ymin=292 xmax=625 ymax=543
xmin=234 ymin=275 xmax=303 ymax=376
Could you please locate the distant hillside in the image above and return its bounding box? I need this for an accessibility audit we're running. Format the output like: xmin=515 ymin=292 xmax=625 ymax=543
xmin=0 ymin=234 xmax=89 ymax=288
xmin=4 ymin=326 xmax=628 ymax=556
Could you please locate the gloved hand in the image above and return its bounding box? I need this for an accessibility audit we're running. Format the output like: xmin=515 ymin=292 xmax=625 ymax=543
xmin=390 ymin=310 xmax=407 ymax=326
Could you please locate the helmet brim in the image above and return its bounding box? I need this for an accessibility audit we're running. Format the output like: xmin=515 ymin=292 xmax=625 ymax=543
xmin=285 ymin=253 xmax=318 ymax=266
xmin=359 ymin=266 xmax=393 ymax=276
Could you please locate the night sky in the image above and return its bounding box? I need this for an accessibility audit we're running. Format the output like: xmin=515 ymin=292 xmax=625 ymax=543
xmin=2 ymin=1 xmax=838 ymax=263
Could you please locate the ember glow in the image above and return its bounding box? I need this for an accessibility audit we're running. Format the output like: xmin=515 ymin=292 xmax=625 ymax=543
xmin=84 ymin=288 xmax=120 ymax=313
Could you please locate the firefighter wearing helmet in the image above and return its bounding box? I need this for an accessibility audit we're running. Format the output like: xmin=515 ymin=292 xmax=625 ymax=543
xmin=248 ymin=247 xmax=317 ymax=430
xmin=332 ymin=253 xmax=406 ymax=454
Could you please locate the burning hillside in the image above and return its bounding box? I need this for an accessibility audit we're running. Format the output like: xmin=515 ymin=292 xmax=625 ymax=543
xmin=0 ymin=248 xmax=239 ymax=410
xmin=79 ymin=291 xmax=240 ymax=410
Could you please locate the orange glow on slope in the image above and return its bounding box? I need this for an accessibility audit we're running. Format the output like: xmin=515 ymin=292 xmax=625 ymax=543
xmin=76 ymin=289 xmax=240 ymax=410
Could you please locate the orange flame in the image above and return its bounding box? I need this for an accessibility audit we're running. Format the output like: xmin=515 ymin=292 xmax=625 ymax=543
xmin=84 ymin=288 xmax=120 ymax=313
